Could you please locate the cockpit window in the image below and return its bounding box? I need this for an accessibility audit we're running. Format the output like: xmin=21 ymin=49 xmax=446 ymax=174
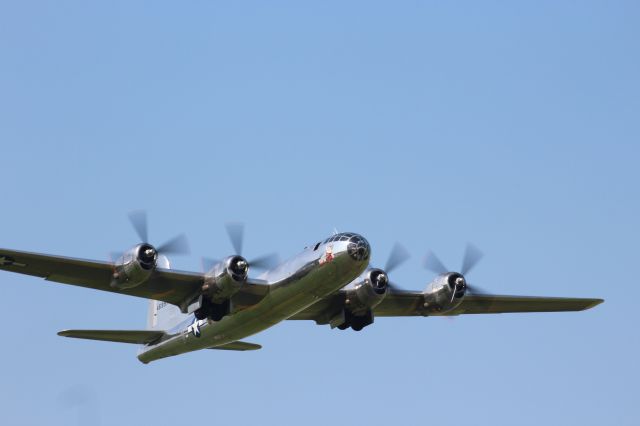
xmin=325 ymin=232 xmax=358 ymax=242
xmin=322 ymin=232 xmax=369 ymax=261
xmin=322 ymin=233 xmax=370 ymax=261
xmin=347 ymin=234 xmax=370 ymax=261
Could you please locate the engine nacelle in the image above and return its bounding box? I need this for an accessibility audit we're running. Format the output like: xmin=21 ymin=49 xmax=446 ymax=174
xmin=345 ymin=268 xmax=389 ymax=315
xmin=329 ymin=269 xmax=388 ymax=331
xmin=422 ymin=272 xmax=466 ymax=313
xmin=111 ymin=243 xmax=158 ymax=289
xmin=202 ymin=255 xmax=248 ymax=303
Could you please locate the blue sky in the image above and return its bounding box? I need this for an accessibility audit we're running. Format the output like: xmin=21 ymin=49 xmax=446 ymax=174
xmin=0 ymin=1 xmax=638 ymax=425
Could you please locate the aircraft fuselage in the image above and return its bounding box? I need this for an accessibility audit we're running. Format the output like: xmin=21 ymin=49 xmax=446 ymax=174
xmin=137 ymin=236 xmax=369 ymax=363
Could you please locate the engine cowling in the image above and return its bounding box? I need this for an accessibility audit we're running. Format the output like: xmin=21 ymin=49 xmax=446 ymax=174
xmin=329 ymin=269 xmax=389 ymax=331
xmin=202 ymin=255 xmax=249 ymax=303
xmin=422 ymin=272 xmax=466 ymax=313
xmin=111 ymin=243 xmax=158 ymax=289
xmin=345 ymin=268 xmax=389 ymax=315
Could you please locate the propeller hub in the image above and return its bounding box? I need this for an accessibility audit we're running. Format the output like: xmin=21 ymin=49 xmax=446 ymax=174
xmin=228 ymin=255 xmax=250 ymax=281
xmin=137 ymin=243 xmax=158 ymax=269
xmin=447 ymin=273 xmax=467 ymax=300
xmin=369 ymin=269 xmax=388 ymax=295
xmin=374 ymin=272 xmax=388 ymax=287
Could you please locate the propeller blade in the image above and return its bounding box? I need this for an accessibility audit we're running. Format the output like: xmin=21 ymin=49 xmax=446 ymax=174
xmin=225 ymin=222 xmax=244 ymax=255
xmin=385 ymin=243 xmax=410 ymax=274
xmin=386 ymin=281 xmax=406 ymax=292
xmin=157 ymin=233 xmax=190 ymax=255
xmin=461 ymin=243 xmax=483 ymax=276
xmin=249 ymin=252 xmax=280 ymax=270
xmin=450 ymin=287 xmax=457 ymax=304
xmin=465 ymin=283 xmax=489 ymax=295
xmin=423 ymin=251 xmax=448 ymax=275
xmin=128 ymin=210 xmax=149 ymax=243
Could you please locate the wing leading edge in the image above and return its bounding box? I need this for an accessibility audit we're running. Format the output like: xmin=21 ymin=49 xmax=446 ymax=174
xmin=290 ymin=290 xmax=603 ymax=323
xmin=375 ymin=292 xmax=603 ymax=316
xmin=0 ymin=248 xmax=204 ymax=307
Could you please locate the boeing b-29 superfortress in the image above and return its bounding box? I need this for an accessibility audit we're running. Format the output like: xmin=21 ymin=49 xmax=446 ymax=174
xmin=0 ymin=212 xmax=602 ymax=363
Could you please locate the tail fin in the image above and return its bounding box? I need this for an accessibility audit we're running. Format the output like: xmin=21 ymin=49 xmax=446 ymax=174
xmin=146 ymin=255 xmax=188 ymax=330
xmin=147 ymin=299 xmax=160 ymax=330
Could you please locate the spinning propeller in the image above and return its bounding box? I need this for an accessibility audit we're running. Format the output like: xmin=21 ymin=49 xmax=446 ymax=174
xmin=376 ymin=242 xmax=411 ymax=292
xmin=110 ymin=210 xmax=190 ymax=263
xmin=202 ymin=222 xmax=279 ymax=272
xmin=127 ymin=210 xmax=190 ymax=256
xmin=423 ymin=243 xmax=486 ymax=302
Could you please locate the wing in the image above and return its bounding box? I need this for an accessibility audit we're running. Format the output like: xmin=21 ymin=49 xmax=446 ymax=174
xmin=290 ymin=290 xmax=603 ymax=323
xmin=0 ymin=248 xmax=203 ymax=307
xmin=375 ymin=292 xmax=604 ymax=316
xmin=0 ymin=248 xmax=272 ymax=310
xmin=288 ymin=292 xmax=344 ymax=323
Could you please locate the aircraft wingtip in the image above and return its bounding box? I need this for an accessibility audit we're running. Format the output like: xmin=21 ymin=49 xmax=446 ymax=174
xmin=584 ymin=298 xmax=604 ymax=310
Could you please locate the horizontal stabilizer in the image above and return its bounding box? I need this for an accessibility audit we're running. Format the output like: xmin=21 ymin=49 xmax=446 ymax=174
xmin=208 ymin=341 xmax=262 ymax=351
xmin=58 ymin=329 xmax=165 ymax=344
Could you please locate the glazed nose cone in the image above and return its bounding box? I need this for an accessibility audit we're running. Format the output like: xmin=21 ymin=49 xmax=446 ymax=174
xmin=346 ymin=234 xmax=370 ymax=262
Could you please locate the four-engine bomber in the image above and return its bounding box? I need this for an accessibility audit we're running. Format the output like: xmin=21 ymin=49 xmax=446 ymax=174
xmin=0 ymin=212 xmax=603 ymax=364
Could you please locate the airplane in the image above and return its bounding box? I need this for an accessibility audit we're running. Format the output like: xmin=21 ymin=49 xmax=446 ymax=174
xmin=0 ymin=212 xmax=603 ymax=364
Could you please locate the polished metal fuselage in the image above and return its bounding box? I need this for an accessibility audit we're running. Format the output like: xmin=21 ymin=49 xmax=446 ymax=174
xmin=137 ymin=238 xmax=368 ymax=363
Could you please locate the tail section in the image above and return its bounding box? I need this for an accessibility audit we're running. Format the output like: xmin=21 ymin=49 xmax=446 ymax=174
xmin=58 ymin=329 xmax=164 ymax=344
xmin=146 ymin=299 xmax=159 ymax=330
xmin=146 ymin=255 xmax=188 ymax=331
xmin=58 ymin=256 xmax=263 ymax=362
xmin=59 ymin=329 xmax=261 ymax=352
xmin=147 ymin=299 xmax=186 ymax=330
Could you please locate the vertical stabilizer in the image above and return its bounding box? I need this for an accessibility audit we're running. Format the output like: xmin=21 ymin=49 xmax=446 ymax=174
xmin=146 ymin=255 xmax=188 ymax=331
xmin=146 ymin=299 xmax=159 ymax=330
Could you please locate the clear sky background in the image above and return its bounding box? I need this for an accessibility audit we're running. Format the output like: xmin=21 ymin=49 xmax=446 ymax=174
xmin=0 ymin=1 xmax=638 ymax=425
